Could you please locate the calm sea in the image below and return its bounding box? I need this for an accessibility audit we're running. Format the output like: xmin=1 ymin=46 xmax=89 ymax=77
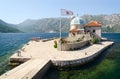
xmin=0 ymin=33 xmax=120 ymax=79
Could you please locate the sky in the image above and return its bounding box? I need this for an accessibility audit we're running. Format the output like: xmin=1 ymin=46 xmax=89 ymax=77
xmin=0 ymin=0 xmax=120 ymax=24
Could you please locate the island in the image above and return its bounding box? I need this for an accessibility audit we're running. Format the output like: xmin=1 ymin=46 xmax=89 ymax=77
xmin=0 ymin=16 xmax=114 ymax=79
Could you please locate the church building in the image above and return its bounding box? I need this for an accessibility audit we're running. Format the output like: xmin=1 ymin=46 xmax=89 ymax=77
xmin=69 ymin=16 xmax=102 ymax=38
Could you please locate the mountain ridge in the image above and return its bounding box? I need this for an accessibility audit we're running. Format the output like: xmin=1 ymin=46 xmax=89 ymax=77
xmin=1 ymin=14 xmax=120 ymax=33
xmin=0 ymin=19 xmax=21 ymax=33
xmin=16 ymin=14 xmax=120 ymax=33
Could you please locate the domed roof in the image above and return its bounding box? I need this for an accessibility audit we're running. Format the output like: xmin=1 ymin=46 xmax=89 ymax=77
xmin=70 ymin=17 xmax=84 ymax=25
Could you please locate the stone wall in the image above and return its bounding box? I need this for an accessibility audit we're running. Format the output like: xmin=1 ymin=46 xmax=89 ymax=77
xmin=32 ymin=61 xmax=52 ymax=79
xmin=10 ymin=58 xmax=30 ymax=63
xmin=57 ymin=40 xmax=89 ymax=51
xmin=53 ymin=42 xmax=113 ymax=67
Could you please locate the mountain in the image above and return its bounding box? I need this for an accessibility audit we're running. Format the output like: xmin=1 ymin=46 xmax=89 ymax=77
xmin=1 ymin=14 xmax=120 ymax=33
xmin=16 ymin=14 xmax=120 ymax=33
xmin=0 ymin=20 xmax=21 ymax=33
xmin=17 ymin=18 xmax=70 ymax=33
xmin=81 ymin=14 xmax=120 ymax=32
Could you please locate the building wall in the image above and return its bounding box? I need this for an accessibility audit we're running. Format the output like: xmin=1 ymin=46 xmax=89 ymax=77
xmin=85 ymin=27 xmax=101 ymax=37
xmin=70 ymin=24 xmax=84 ymax=30
xmin=70 ymin=25 xmax=78 ymax=30
xmin=69 ymin=24 xmax=85 ymax=37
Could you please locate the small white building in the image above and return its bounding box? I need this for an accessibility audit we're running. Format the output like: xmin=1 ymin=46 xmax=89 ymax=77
xmin=69 ymin=16 xmax=102 ymax=39
xmin=85 ymin=20 xmax=102 ymax=38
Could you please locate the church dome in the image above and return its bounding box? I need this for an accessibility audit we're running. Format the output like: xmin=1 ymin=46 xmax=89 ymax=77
xmin=70 ymin=17 xmax=84 ymax=25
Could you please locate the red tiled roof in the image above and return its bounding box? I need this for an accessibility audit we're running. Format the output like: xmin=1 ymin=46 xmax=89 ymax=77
xmin=86 ymin=21 xmax=101 ymax=27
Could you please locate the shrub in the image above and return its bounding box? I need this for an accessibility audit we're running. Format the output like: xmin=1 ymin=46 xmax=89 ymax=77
xmin=76 ymin=38 xmax=82 ymax=42
xmin=90 ymin=37 xmax=99 ymax=44
xmin=54 ymin=40 xmax=57 ymax=48
xmin=54 ymin=44 xmax=57 ymax=48
xmin=60 ymin=38 xmax=70 ymax=44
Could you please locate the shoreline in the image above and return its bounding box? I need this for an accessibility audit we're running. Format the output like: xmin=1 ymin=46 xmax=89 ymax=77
xmin=102 ymin=32 xmax=120 ymax=33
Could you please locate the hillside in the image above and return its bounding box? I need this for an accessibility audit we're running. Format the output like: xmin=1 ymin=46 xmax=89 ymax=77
xmin=0 ymin=20 xmax=21 ymax=33
xmin=17 ymin=18 xmax=70 ymax=33
xmin=16 ymin=14 xmax=120 ymax=33
xmin=81 ymin=14 xmax=120 ymax=32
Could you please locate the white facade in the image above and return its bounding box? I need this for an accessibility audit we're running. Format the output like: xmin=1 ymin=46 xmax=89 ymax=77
xmin=70 ymin=24 xmax=84 ymax=30
xmin=85 ymin=26 xmax=101 ymax=37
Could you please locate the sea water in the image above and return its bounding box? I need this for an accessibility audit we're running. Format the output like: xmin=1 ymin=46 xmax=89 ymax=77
xmin=0 ymin=33 xmax=120 ymax=79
